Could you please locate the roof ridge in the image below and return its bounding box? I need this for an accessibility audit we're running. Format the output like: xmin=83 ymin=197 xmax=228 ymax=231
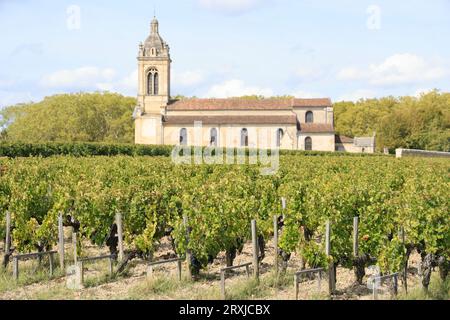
xmin=167 ymin=97 xmax=332 ymax=111
xmin=164 ymin=114 xmax=298 ymax=125
xmin=171 ymin=97 xmax=331 ymax=101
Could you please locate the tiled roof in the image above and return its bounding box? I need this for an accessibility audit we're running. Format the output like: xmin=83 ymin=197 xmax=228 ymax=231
xmin=166 ymin=98 xmax=332 ymax=111
xmin=163 ymin=115 xmax=298 ymax=125
xmin=299 ymin=123 xmax=334 ymax=133
xmin=335 ymin=135 xmax=354 ymax=144
xmin=293 ymin=98 xmax=332 ymax=108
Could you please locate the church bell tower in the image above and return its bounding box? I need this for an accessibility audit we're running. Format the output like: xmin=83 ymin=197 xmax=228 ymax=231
xmin=134 ymin=17 xmax=171 ymax=144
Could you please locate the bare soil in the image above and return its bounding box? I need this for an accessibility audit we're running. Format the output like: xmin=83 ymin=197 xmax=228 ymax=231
xmin=0 ymin=233 xmax=425 ymax=300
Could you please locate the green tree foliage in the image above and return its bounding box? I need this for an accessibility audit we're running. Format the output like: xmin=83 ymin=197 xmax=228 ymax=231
xmin=0 ymin=92 xmax=136 ymax=143
xmin=1 ymin=91 xmax=448 ymax=151
xmin=334 ymin=90 xmax=450 ymax=151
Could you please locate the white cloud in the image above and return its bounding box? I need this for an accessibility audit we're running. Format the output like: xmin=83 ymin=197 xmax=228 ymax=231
xmin=0 ymin=79 xmax=15 ymax=88
xmin=295 ymin=67 xmax=326 ymax=81
xmin=337 ymin=89 xmax=376 ymax=102
xmin=118 ymin=69 xmax=138 ymax=92
xmin=203 ymin=79 xmax=273 ymax=98
xmin=100 ymin=69 xmax=138 ymax=96
xmin=11 ymin=43 xmax=44 ymax=57
xmin=95 ymin=82 xmax=115 ymax=92
xmin=40 ymin=67 xmax=116 ymax=89
xmin=413 ymin=88 xmax=434 ymax=98
xmin=336 ymin=67 xmax=364 ymax=81
xmin=291 ymin=89 xmax=322 ymax=99
xmin=173 ymin=70 xmax=205 ymax=87
xmin=337 ymin=53 xmax=448 ymax=86
xmin=198 ymin=0 xmax=263 ymax=14
xmin=39 ymin=67 xmax=139 ymax=96
xmin=0 ymin=90 xmax=35 ymax=108
xmin=369 ymin=54 xmax=446 ymax=85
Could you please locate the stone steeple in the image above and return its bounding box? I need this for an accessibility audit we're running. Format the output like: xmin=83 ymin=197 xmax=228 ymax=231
xmin=141 ymin=17 xmax=170 ymax=58
xmin=135 ymin=17 xmax=172 ymax=145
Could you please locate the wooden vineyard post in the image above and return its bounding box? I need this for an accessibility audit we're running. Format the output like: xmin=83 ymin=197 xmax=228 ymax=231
xmin=58 ymin=213 xmax=65 ymax=270
xmin=318 ymin=270 xmax=322 ymax=292
xmin=273 ymin=215 xmax=279 ymax=277
xmin=251 ymin=220 xmax=259 ymax=282
xmin=400 ymin=226 xmax=408 ymax=293
xmin=353 ymin=217 xmax=359 ymax=257
xmin=393 ymin=273 xmax=398 ymax=296
xmin=183 ymin=215 xmax=192 ymax=280
xmin=147 ymin=265 xmax=154 ymax=278
xmin=245 ymin=264 xmax=250 ymax=277
xmin=293 ymin=269 xmax=324 ymax=299
xmin=352 ymin=216 xmax=362 ymax=285
xmin=373 ymin=280 xmax=378 ymax=300
xmin=78 ymin=261 xmax=84 ymax=285
xmin=72 ymin=231 xmax=78 ymax=264
xmin=108 ymin=256 xmax=114 ymax=276
xmin=325 ymin=220 xmax=335 ymax=295
xmin=116 ymin=212 xmax=124 ymax=262
xmin=5 ymin=211 xmax=11 ymax=255
xmin=176 ymin=259 xmax=182 ymax=281
xmin=220 ymin=271 xmax=226 ymax=300
xmin=325 ymin=221 xmax=330 ymax=259
xmin=3 ymin=211 xmax=11 ymax=268
xmin=49 ymin=252 xmax=54 ymax=276
xmin=418 ymin=262 xmax=424 ymax=291
xmin=12 ymin=256 xmax=19 ymax=280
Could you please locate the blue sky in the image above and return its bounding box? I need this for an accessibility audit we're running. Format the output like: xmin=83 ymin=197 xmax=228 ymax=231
xmin=1 ymin=0 xmax=449 ymax=107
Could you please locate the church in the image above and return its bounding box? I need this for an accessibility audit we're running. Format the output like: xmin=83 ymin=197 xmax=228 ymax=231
xmin=133 ymin=18 xmax=375 ymax=153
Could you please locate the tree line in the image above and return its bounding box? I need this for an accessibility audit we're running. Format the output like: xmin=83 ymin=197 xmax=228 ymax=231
xmin=0 ymin=91 xmax=448 ymax=152
xmin=0 ymin=92 xmax=135 ymax=144
xmin=334 ymin=90 xmax=450 ymax=152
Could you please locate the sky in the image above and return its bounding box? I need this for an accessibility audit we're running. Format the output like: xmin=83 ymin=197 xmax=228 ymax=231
xmin=0 ymin=0 xmax=450 ymax=108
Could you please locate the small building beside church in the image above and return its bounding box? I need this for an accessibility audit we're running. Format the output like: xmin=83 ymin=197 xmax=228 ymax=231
xmin=133 ymin=18 xmax=372 ymax=153
xmin=335 ymin=134 xmax=376 ymax=153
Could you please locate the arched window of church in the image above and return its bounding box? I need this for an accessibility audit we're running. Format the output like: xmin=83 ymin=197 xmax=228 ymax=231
xmin=306 ymin=111 xmax=314 ymax=123
xmin=210 ymin=128 xmax=218 ymax=146
xmin=180 ymin=128 xmax=187 ymax=146
xmin=276 ymin=128 xmax=284 ymax=147
xmin=147 ymin=72 xmax=153 ymax=95
xmin=305 ymin=137 xmax=312 ymax=151
xmin=241 ymin=128 xmax=249 ymax=147
xmin=153 ymin=73 xmax=159 ymax=95
xmin=147 ymin=68 xmax=158 ymax=95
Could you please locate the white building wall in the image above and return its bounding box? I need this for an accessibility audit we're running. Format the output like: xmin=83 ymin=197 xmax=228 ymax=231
xmin=163 ymin=124 xmax=298 ymax=150
xmin=297 ymin=133 xmax=335 ymax=151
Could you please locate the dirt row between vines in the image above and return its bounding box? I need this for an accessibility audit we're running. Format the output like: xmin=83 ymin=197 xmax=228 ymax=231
xmin=0 ymin=235 xmax=424 ymax=300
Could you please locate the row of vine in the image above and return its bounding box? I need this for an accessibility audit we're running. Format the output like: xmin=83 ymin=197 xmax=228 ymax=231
xmin=0 ymin=155 xmax=448 ymax=288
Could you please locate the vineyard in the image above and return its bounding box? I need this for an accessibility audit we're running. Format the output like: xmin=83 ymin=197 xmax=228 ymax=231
xmin=0 ymin=154 xmax=448 ymax=299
